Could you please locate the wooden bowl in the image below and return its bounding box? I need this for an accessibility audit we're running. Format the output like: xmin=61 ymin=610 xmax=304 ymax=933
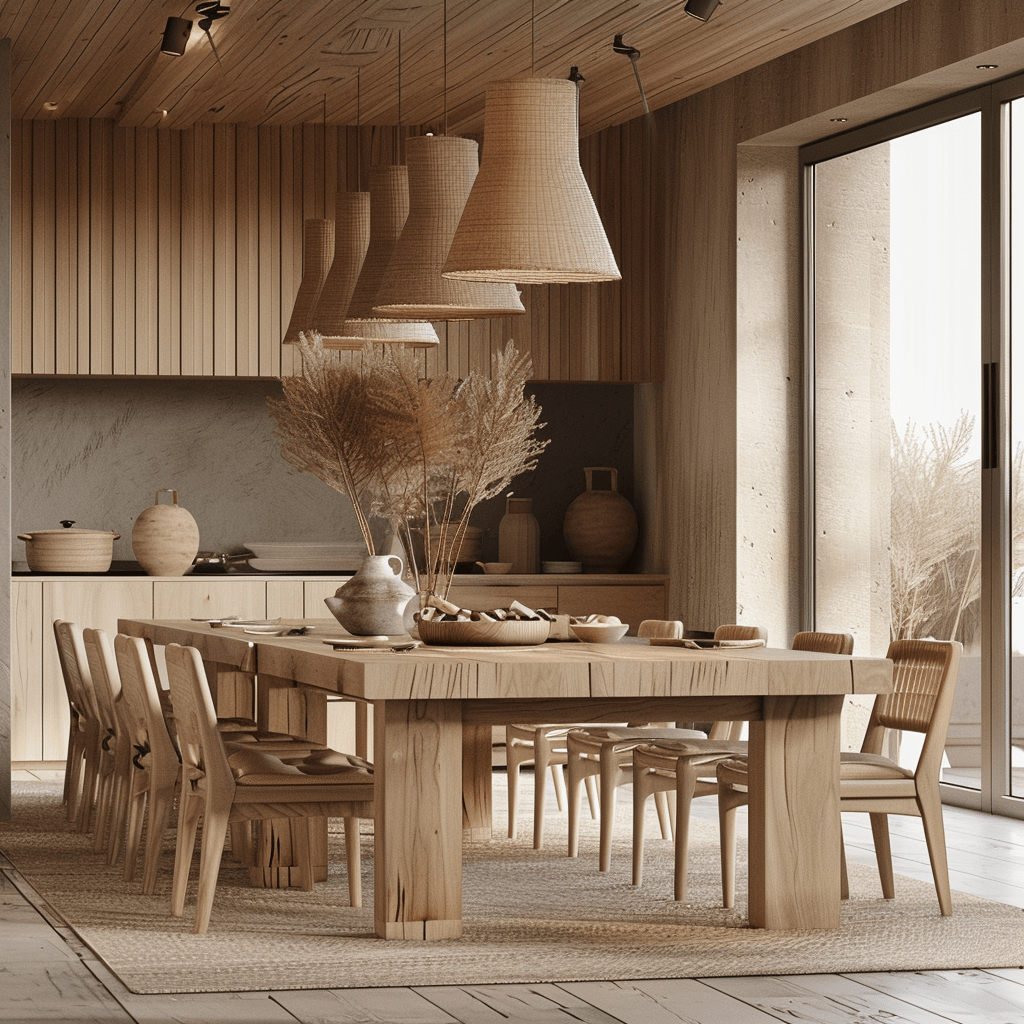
xmin=569 ymin=622 xmax=629 ymax=644
xmin=416 ymin=618 xmax=549 ymax=646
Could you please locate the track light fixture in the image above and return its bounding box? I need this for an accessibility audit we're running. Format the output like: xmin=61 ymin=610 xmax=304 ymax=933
xmin=684 ymin=0 xmax=722 ymax=22
xmin=160 ymin=3 xmax=229 ymax=58
xmin=161 ymin=16 xmax=192 ymax=56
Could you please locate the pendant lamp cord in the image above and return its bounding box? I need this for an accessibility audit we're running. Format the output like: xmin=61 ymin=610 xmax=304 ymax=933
xmin=356 ymin=69 xmax=362 ymax=191
xmin=443 ymin=0 xmax=448 ymax=135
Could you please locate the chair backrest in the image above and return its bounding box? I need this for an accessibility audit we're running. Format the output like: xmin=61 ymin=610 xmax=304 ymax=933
xmin=863 ymin=639 xmax=963 ymax=778
xmin=53 ymin=620 xmax=98 ymax=726
xmin=637 ymin=619 xmax=684 ymax=639
xmin=792 ymin=631 xmax=854 ymax=655
xmin=82 ymin=628 xmax=124 ymax=744
xmin=714 ymin=624 xmax=768 ymax=643
xmin=114 ymin=634 xmax=180 ymax=768
xmin=164 ymin=643 xmax=236 ymax=794
xmin=52 ymin=619 xmax=85 ymax=722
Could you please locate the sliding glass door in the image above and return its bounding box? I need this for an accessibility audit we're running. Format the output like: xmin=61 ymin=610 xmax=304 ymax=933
xmin=805 ymin=83 xmax=1024 ymax=815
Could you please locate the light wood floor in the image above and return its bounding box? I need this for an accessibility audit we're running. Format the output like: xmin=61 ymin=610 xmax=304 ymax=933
xmin=4 ymin=768 xmax=1024 ymax=1024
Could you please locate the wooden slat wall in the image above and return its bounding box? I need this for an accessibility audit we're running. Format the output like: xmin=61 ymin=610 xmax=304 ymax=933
xmin=10 ymin=118 xmax=657 ymax=383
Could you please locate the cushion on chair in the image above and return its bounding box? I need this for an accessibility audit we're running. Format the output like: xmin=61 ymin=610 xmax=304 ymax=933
xmin=282 ymin=749 xmax=373 ymax=774
xmin=226 ymin=746 xmax=371 ymax=786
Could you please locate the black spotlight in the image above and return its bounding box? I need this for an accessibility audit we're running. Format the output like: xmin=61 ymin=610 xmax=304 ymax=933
xmin=161 ymin=16 xmax=193 ymax=55
xmin=684 ymin=0 xmax=722 ymax=22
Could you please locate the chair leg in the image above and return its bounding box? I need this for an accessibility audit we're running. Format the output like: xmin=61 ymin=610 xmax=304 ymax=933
xmin=566 ymin=753 xmax=585 ymax=858
xmin=106 ymin=769 xmax=130 ymax=866
xmin=918 ymin=801 xmax=953 ymax=916
xmin=343 ymin=816 xmax=363 ymax=907
xmin=92 ymin=771 xmax=114 ymax=853
xmin=193 ymin=802 xmax=232 ymax=934
xmin=171 ymin=793 xmax=204 ymax=918
xmin=550 ymin=762 xmax=566 ymax=812
xmin=718 ymin=784 xmax=741 ymax=909
xmin=507 ymin=745 xmax=522 ymax=840
xmin=123 ymin=775 xmax=149 ymax=882
xmin=673 ymin=763 xmax=698 ymax=902
xmin=840 ymin=831 xmax=849 ymax=900
xmin=533 ymin=732 xmax=555 ymax=850
xmin=142 ymin=780 xmax=177 ymax=896
xmin=654 ymin=790 xmax=673 ymax=840
xmin=632 ymin=767 xmax=652 ymax=886
xmin=598 ymin=751 xmax=621 ymax=872
xmin=869 ymin=812 xmax=895 ymax=900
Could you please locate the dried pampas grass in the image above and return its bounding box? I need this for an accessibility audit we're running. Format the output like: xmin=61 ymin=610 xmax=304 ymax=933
xmin=267 ymin=333 xmax=547 ymax=599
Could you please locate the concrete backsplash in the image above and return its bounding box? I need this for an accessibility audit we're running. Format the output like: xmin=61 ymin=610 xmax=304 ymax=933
xmin=11 ymin=377 xmax=634 ymax=569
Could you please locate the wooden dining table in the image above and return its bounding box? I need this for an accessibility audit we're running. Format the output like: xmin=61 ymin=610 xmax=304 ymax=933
xmin=118 ymin=618 xmax=892 ymax=940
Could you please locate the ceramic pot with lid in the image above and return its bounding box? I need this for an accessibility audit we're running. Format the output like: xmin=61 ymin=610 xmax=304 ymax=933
xmin=18 ymin=521 xmax=120 ymax=573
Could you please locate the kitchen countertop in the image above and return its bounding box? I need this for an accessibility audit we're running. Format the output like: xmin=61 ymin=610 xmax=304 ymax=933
xmin=11 ymin=566 xmax=669 ymax=583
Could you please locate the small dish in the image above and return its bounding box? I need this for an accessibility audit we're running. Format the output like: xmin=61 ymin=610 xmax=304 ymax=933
xmin=569 ymin=622 xmax=629 ymax=644
xmin=476 ymin=561 xmax=514 ymax=575
xmin=322 ymin=637 xmax=421 ymax=651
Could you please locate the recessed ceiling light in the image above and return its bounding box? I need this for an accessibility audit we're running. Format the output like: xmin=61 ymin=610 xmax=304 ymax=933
xmin=830 ymin=117 xmax=848 ymax=123
xmin=43 ymin=101 xmax=58 ymax=110
xmin=977 ymin=64 xmax=999 ymax=70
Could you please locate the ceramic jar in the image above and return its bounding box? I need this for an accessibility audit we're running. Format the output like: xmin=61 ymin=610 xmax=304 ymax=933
xmin=131 ymin=489 xmax=200 ymax=576
xmin=562 ymin=467 xmax=638 ymax=573
xmin=324 ymin=554 xmax=416 ymax=636
xmin=498 ymin=496 xmax=540 ymax=574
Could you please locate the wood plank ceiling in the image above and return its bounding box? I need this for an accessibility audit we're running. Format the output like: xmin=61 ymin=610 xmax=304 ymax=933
xmin=1 ymin=0 xmax=911 ymax=136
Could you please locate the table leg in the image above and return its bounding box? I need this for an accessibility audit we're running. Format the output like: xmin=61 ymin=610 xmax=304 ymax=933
xmin=746 ymin=694 xmax=843 ymax=930
xmin=374 ymin=698 xmax=463 ymax=940
xmin=462 ymin=724 xmax=494 ymax=840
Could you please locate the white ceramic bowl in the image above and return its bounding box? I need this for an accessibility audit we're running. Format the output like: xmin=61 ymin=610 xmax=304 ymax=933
xmin=570 ymin=622 xmax=629 ymax=644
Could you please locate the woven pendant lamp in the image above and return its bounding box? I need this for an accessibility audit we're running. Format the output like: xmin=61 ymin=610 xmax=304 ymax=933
xmin=373 ymin=135 xmax=525 ymax=320
xmin=314 ymin=191 xmax=371 ymax=349
xmin=282 ymin=219 xmax=335 ymax=345
xmin=442 ymin=77 xmax=621 ymax=284
xmin=334 ymin=164 xmax=439 ymax=348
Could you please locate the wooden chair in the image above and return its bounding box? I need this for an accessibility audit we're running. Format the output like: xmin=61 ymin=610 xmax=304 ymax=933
xmin=505 ymin=619 xmax=684 ymax=848
xmin=52 ymin=619 xmax=95 ymax=825
xmin=114 ymin=633 xmax=183 ymax=893
xmin=82 ymin=628 xmax=139 ymax=866
xmin=718 ymin=637 xmax=961 ymax=915
xmin=627 ymin=624 xmax=787 ymax=899
xmin=164 ymin=643 xmax=374 ymax=934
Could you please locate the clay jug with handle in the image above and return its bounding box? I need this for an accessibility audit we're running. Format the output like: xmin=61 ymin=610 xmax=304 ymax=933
xmin=324 ymin=554 xmax=416 ymax=636
xmin=563 ymin=467 xmax=638 ymax=573
xmin=131 ymin=489 xmax=200 ymax=576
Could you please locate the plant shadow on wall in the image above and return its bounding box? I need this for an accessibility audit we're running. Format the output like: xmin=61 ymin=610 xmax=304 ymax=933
xmin=890 ymin=410 xmax=1024 ymax=645
xmin=266 ymin=334 xmax=549 ymax=608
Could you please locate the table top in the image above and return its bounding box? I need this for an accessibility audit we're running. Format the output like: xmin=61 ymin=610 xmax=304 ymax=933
xmin=118 ymin=618 xmax=892 ymax=703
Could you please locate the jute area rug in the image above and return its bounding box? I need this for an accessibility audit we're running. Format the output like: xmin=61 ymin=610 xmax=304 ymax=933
xmin=2 ymin=777 xmax=1022 ymax=995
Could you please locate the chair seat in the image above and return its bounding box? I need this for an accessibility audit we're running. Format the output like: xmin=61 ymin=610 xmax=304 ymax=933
xmin=575 ymin=727 xmax=706 ymax=747
xmin=226 ymin=746 xmax=373 ymax=785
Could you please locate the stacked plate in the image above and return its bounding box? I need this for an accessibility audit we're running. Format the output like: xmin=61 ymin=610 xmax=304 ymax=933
xmin=243 ymin=541 xmax=368 ymax=574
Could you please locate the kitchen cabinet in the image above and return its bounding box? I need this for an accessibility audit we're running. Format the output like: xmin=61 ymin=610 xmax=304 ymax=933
xmin=9 ymin=573 xmax=669 ymax=765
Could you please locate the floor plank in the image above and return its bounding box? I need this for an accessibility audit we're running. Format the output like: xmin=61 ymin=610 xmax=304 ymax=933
xmin=844 ymin=969 xmax=1024 ymax=1023
xmin=700 ymin=973 xmax=964 ymax=1023
xmin=271 ymin=987 xmax=458 ymax=1023
xmin=563 ymin=979 xmax=783 ymax=1023
xmin=417 ymin=983 xmax=626 ymax=1023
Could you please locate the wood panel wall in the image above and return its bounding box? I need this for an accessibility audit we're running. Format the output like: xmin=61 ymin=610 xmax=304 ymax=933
xmin=10 ymin=118 xmax=657 ymax=383
xmin=635 ymin=0 xmax=1024 ymax=637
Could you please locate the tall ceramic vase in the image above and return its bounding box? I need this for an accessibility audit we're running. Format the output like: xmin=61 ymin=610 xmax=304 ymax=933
xmin=324 ymin=554 xmax=416 ymax=636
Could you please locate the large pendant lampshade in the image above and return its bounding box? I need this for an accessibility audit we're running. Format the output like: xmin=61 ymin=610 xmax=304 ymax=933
xmin=314 ymin=190 xmax=371 ymax=349
xmin=335 ymin=164 xmax=439 ymax=348
xmin=443 ymin=77 xmax=621 ymax=284
xmin=373 ymin=135 xmax=525 ymax=319
xmin=282 ymin=219 xmax=335 ymax=345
